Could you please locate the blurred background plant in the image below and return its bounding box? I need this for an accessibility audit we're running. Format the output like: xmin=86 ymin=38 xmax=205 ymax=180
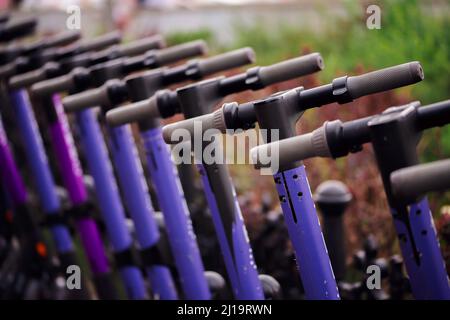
xmin=165 ymin=0 xmax=450 ymax=264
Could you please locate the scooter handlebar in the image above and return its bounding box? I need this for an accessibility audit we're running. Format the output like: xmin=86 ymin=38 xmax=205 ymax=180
xmin=0 ymin=17 xmax=37 ymax=41
xmin=31 ymin=67 xmax=86 ymax=96
xmin=161 ymin=108 xmax=226 ymax=143
xmin=77 ymin=31 xmax=122 ymax=53
xmin=9 ymin=62 xmax=59 ymax=89
xmin=153 ymin=40 xmax=208 ymax=66
xmin=106 ymin=94 xmax=161 ymax=126
xmin=197 ymin=47 xmax=255 ymax=76
xmin=43 ymin=30 xmax=81 ymax=49
xmin=250 ymin=124 xmax=332 ymax=170
xmin=346 ymin=61 xmax=424 ymax=100
xmin=390 ymin=159 xmax=450 ymax=203
xmin=119 ymin=35 xmax=165 ymax=57
xmin=258 ymin=53 xmax=324 ymax=86
xmin=63 ymin=81 xmax=111 ymax=112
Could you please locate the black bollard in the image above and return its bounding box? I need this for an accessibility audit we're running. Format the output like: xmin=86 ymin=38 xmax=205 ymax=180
xmin=314 ymin=180 xmax=352 ymax=281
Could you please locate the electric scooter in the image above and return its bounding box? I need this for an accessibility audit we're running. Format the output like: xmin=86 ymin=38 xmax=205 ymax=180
xmin=250 ymin=99 xmax=450 ymax=299
xmin=105 ymin=53 xmax=325 ymax=299
xmin=7 ymin=36 xmax=179 ymax=300
xmin=160 ymin=61 xmax=424 ymax=299
xmin=1 ymin=30 xmax=124 ymax=299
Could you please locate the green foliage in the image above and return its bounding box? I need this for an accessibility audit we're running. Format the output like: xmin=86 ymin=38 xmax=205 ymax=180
xmin=231 ymin=0 xmax=449 ymax=102
xmin=165 ymin=28 xmax=215 ymax=47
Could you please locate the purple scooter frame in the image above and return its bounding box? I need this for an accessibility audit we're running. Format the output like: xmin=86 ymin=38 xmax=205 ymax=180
xmin=391 ymin=199 xmax=450 ymax=299
xmin=141 ymin=127 xmax=210 ymax=299
xmin=61 ymin=47 xmax=260 ymax=300
xmin=253 ymin=99 xmax=450 ymax=299
xmin=47 ymin=94 xmax=148 ymax=299
xmin=274 ymin=166 xmax=339 ymax=299
xmin=196 ymin=161 xmax=263 ymax=299
xmin=8 ymin=89 xmax=117 ymax=299
xmin=105 ymin=122 xmax=178 ymax=300
xmin=107 ymin=53 xmax=326 ymax=299
xmin=0 ymin=111 xmax=90 ymax=299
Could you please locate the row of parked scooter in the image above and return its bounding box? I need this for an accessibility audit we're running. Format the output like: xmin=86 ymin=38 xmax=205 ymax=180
xmin=0 ymin=12 xmax=448 ymax=300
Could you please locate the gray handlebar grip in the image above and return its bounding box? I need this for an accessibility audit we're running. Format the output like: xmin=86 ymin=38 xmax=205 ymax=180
xmin=31 ymin=73 xmax=75 ymax=96
xmin=391 ymin=159 xmax=450 ymax=203
xmin=347 ymin=61 xmax=424 ymax=99
xmin=8 ymin=64 xmax=51 ymax=89
xmin=63 ymin=85 xmax=110 ymax=113
xmin=197 ymin=47 xmax=255 ymax=76
xmin=78 ymin=31 xmax=122 ymax=52
xmin=0 ymin=17 xmax=37 ymax=41
xmin=105 ymin=95 xmax=160 ymax=126
xmin=162 ymin=109 xmax=226 ymax=144
xmin=30 ymin=67 xmax=88 ymax=96
xmin=45 ymin=30 xmax=81 ymax=48
xmin=258 ymin=53 xmax=324 ymax=86
xmin=9 ymin=62 xmax=59 ymax=89
xmin=119 ymin=35 xmax=165 ymax=57
xmin=251 ymin=125 xmax=332 ymax=170
xmin=0 ymin=61 xmax=16 ymax=79
xmin=154 ymin=40 xmax=207 ymax=66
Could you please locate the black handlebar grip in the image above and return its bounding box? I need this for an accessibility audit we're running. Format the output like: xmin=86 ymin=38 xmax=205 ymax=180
xmin=63 ymin=84 xmax=110 ymax=113
xmin=250 ymin=123 xmax=332 ymax=170
xmin=119 ymin=35 xmax=165 ymax=57
xmin=44 ymin=30 xmax=82 ymax=49
xmin=154 ymin=40 xmax=207 ymax=66
xmin=258 ymin=53 xmax=324 ymax=86
xmin=8 ymin=62 xmax=59 ymax=90
xmin=197 ymin=47 xmax=255 ymax=76
xmin=31 ymin=67 xmax=86 ymax=96
xmin=162 ymin=108 xmax=226 ymax=144
xmin=347 ymin=61 xmax=424 ymax=100
xmin=0 ymin=60 xmax=18 ymax=79
xmin=0 ymin=17 xmax=37 ymax=41
xmin=391 ymin=159 xmax=450 ymax=203
xmin=106 ymin=94 xmax=160 ymax=127
xmin=417 ymin=99 xmax=450 ymax=130
xmin=78 ymin=31 xmax=122 ymax=53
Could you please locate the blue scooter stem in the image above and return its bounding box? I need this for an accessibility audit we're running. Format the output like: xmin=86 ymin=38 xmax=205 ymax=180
xmin=392 ymin=199 xmax=450 ymax=299
xmin=274 ymin=165 xmax=339 ymax=299
xmin=141 ymin=127 xmax=210 ymax=299
xmin=197 ymin=161 xmax=264 ymax=300
xmin=50 ymin=97 xmax=147 ymax=299
xmin=8 ymin=89 xmax=117 ymax=299
xmin=0 ymin=113 xmax=74 ymax=253
xmin=106 ymin=124 xmax=178 ymax=299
